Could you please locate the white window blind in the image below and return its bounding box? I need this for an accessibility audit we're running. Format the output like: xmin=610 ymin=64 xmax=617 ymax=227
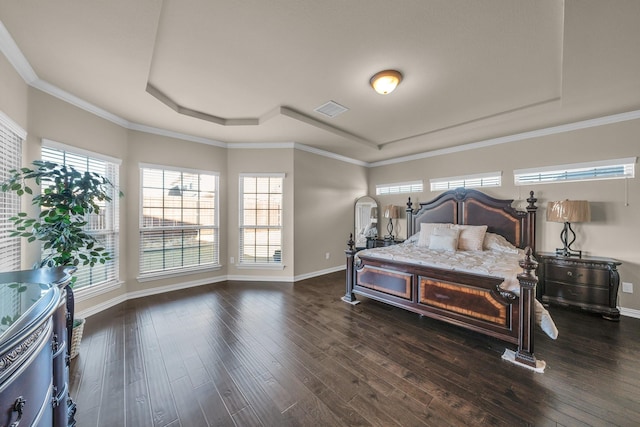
xmin=239 ymin=174 xmax=284 ymax=265
xmin=376 ymin=180 xmax=423 ymax=196
xmin=0 ymin=116 xmax=23 ymax=272
xmin=139 ymin=166 xmax=219 ymax=276
xmin=514 ymin=158 xmax=636 ymax=185
xmin=430 ymin=172 xmax=502 ymax=192
xmin=42 ymin=143 xmax=120 ymax=290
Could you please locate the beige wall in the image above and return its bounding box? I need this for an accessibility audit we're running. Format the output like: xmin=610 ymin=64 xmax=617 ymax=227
xmin=369 ymin=119 xmax=640 ymax=312
xmin=124 ymin=130 xmax=229 ymax=294
xmin=293 ymin=149 xmax=367 ymax=277
xmin=0 ymin=54 xmax=28 ymax=129
xmin=226 ymin=148 xmax=295 ymax=279
xmin=25 ymin=89 xmax=130 ymax=313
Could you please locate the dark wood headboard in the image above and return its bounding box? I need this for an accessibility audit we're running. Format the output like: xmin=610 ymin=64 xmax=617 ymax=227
xmin=406 ymin=188 xmax=538 ymax=251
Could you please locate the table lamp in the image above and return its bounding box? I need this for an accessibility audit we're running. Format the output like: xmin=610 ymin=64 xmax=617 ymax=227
xmin=546 ymin=200 xmax=591 ymax=257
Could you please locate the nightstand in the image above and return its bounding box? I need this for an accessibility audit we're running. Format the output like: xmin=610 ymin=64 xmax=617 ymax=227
xmin=366 ymin=237 xmax=404 ymax=248
xmin=537 ymin=252 xmax=621 ymax=321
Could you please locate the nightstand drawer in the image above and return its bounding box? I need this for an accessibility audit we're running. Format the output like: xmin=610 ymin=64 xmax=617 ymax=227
xmin=537 ymin=252 xmax=621 ymax=320
xmin=545 ymin=264 xmax=609 ymax=287
xmin=545 ymin=281 xmax=609 ymax=306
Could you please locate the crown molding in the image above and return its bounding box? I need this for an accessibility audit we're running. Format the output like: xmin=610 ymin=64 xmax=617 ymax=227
xmin=0 ymin=20 xmax=38 ymax=84
xmin=128 ymin=122 xmax=227 ymax=147
xmin=370 ymin=109 xmax=640 ymax=168
xmin=292 ymin=142 xmax=369 ymax=167
xmin=30 ymin=78 xmax=130 ymax=128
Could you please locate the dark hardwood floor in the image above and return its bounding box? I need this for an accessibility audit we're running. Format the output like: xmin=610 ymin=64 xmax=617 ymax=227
xmin=70 ymin=271 xmax=640 ymax=426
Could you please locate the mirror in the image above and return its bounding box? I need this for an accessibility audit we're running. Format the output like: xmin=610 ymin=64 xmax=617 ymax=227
xmin=354 ymin=196 xmax=378 ymax=249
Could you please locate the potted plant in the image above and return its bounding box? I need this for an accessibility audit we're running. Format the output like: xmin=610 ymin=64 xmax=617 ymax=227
xmin=1 ymin=159 xmax=121 ymax=357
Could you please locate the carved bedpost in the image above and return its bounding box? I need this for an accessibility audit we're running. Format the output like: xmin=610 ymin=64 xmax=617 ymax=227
xmin=515 ymin=247 xmax=539 ymax=367
xmin=406 ymin=197 xmax=414 ymax=237
xmin=526 ymin=191 xmax=537 ymax=253
xmin=342 ymin=233 xmax=360 ymax=305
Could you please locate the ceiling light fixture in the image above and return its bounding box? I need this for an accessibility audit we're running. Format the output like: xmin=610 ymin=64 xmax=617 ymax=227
xmin=370 ymin=70 xmax=403 ymax=95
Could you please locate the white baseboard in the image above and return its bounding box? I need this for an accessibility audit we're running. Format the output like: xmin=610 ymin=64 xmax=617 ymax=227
xmin=76 ymin=265 xmax=346 ymax=319
xmin=294 ymin=265 xmax=345 ymax=282
xmin=620 ymin=307 xmax=640 ymax=319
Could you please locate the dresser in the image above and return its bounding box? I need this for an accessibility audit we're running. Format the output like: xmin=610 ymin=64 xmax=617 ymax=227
xmin=0 ymin=267 xmax=76 ymax=427
xmin=537 ymin=253 xmax=621 ymax=321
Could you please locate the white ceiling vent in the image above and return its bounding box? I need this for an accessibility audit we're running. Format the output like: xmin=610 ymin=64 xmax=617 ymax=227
xmin=314 ymin=101 xmax=349 ymax=118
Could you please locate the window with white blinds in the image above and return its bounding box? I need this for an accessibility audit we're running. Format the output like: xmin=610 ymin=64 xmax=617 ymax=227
xmin=376 ymin=180 xmax=423 ymax=196
xmin=239 ymin=174 xmax=284 ymax=265
xmin=42 ymin=142 xmax=120 ymax=290
xmin=430 ymin=172 xmax=502 ymax=192
xmin=139 ymin=165 xmax=219 ymax=277
xmin=0 ymin=116 xmax=23 ymax=272
xmin=514 ymin=158 xmax=636 ymax=185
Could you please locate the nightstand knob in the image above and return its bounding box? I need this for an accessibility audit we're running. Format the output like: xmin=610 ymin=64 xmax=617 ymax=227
xmin=567 ymin=271 xmax=573 ymax=277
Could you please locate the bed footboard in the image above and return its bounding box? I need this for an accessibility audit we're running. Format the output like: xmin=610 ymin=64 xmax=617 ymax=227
xmin=343 ymin=239 xmax=540 ymax=367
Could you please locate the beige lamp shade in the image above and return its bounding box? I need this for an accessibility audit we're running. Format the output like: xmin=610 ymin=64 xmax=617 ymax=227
xmin=546 ymin=200 xmax=591 ymax=223
xmin=384 ymin=205 xmax=400 ymax=219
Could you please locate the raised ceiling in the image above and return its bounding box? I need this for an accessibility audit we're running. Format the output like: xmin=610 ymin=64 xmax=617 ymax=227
xmin=1 ymin=0 xmax=639 ymax=163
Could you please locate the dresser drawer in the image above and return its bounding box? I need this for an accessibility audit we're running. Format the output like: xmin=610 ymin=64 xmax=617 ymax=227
xmin=545 ymin=280 xmax=610 ymax=306
xmin=545 ymin=263 xmax=609 ymax=287
xmin=0 ymin=322 xmax=54 ymax=427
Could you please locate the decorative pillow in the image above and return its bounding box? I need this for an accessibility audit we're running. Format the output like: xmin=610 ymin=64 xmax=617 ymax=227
xmin=483 ymin=232 xmax=519 ymax=254
xmin=416 ymin=223 xmax=453 ymax=247
xmin=428 ymin=235 xmax=458 ymax=251
xmin=428 ymin=227 xmax=460 ymax=251
xmin=452 ymin=224 xmax=488 ymax=251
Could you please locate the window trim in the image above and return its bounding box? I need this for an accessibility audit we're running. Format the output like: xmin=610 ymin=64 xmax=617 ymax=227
xmin=41 ymin=139 xmax=121 ymax=292
xmin=0 ymin=112 xmax=25 ymax=272
xmin=138 ymin=163 xmax=220 ymax=279
xmin=430 ymin=171 xmax=502 ymax=192
xmin=238 ymin=173 xmax=285 ymax=267
xmin=375 ymin=180 xmax=423 ymax=196
xmin=514 ymin=157 xmax=636 ymax=185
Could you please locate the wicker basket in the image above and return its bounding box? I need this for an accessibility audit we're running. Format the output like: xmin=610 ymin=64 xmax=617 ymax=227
xmin=70 ymin=318 xmax=85 ymax=359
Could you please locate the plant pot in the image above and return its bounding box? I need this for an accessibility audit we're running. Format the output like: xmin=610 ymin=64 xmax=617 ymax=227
xmin=70 ymin=318 xmax=85 ymax=359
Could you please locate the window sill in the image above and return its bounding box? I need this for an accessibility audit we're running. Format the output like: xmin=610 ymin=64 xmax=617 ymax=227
xmin=74 ymin=280 xmax=124 ymax=303
xmin=137 ymin=264 xmax=222 ymax=282
xmin=236 ymin=263 xmax=285 ymax=270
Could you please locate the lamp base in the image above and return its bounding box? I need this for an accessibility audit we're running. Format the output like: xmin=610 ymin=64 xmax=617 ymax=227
xmin=557 ymin=221 xmax=583 ymax=258
xmin=386 ymin=218 xmax=394 ymax=240
xmin=555 ymin=247 xmax=582 ymax=258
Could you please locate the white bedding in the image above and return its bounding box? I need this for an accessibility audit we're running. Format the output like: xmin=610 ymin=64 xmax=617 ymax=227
xmin=356 ymin=242 xmax=558 ymax=339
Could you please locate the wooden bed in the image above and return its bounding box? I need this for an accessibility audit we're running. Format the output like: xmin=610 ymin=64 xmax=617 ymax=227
xmin=343 ymin=188 xmax=543 ymax=368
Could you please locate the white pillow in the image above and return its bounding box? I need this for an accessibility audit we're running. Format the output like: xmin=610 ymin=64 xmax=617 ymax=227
xmin=416 ymin=223 xmax=453 ymax=247
xmin=483 ymin=232 xmax=519 ymax=254
xmin=429 ymin=234 xmax=458 ymax=251
xmin=452 ymin=224 xmax=488 ymax=251
xmin=428 ymin=227 xmax=460 ymax=251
